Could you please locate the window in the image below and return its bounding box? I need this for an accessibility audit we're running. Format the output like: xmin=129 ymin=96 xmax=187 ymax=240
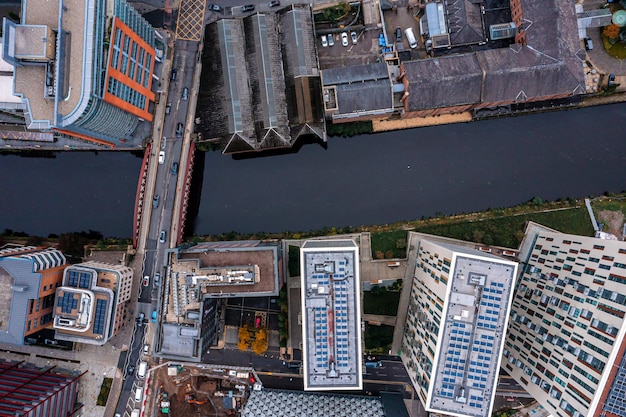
xmin=27 ymin=320 xmax=31 ymax=331
xmin=36 ymin=298 xmax=40 ymax=312
xmin=29 ymin=299 xmax=34 ymax=314
xmin=33 ymin=318 xmax=38 ymax=329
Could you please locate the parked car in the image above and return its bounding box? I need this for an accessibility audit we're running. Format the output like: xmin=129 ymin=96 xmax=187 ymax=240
xmin=321 ymin=35 xmax=328 ymax=47
xmin=395 ymin=27 xmax=402 ymax=42
xmin=165 ymin=102 xmax=171 ymax=114
xmin=341 ymin=32 xmax=349 ymax=47
xmin=327 ymin=33 xmax=334 ymax=47
xmin=154 ymin=272 xmax=160 ymax=287
xmin=170 ymin=68 xmax=177 ymax=81
xmin=242 ymin=4 xmax=255 ymax=11
xmin=159 ymin=230 xmax=166 ymax=243
xmin=152 ymin=194 xmax=160 ymax=208
xmin=127 ymin=365 xmax=135 ymax=376
xmin=142 ymin=275 xmax=149 ymax=287
xmin=176 ymin=123 xmax=183 ymax=138
xmin=269 ymin=0 xmax=280 ymax=7
xmin=137 ymin=312 xmax=145 ymax=326
xmin=584 ymin=37 xmax=593 ymax=51
xmin=608 ymin=73 xmax=616 ymax=86
xmin=255 ymin=316 xmax=261 ymax=328
xmin=161 ymin=136 xmax=166 ymax=149
xmin=351 ymin=31 xmax=357 ymax=44
xmin=208 ymin=3 xmax=222 ymax=12
xmin=158 ymin=151 xmax=165 ymax=164
xmin=182 ymin=87 xmax=189 ymax=101
xmin=172 ymin=162 xmax=179 ymax=174
xmin=144 ymin=343 xmax=150 ymax=353
xmin=151 ymin=310 xmax=157 ymax=323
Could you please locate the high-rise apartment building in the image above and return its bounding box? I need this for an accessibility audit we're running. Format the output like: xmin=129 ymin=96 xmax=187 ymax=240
xmin=0 ymin=245 xmax=67 ymax=345
xmin=300 ymin=240 xmax=363 ymax=391
xmin=53 ymin=261 xmax=132 ymax=345
xmin=505 ymin=226 xmax=626 ymax=417
xmin=2 ymin=0 xmax=156 ymax=147
xmin=402 ymin=238 xmax=518 ymax=417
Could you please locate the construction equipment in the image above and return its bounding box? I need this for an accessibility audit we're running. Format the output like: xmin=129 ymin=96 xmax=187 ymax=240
xmin=185 ymin=394 xmax=207 ymax=405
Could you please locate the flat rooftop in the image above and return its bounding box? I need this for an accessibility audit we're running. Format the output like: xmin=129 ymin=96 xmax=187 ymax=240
xmin=301 ymin=240 xmax=362 ymax=391
xmin=429 ymin=255 xmax=516 ymax=417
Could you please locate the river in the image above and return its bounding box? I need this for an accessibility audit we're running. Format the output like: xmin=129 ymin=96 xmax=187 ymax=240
xmin=1 ymin=104 xmax=625 ymax=238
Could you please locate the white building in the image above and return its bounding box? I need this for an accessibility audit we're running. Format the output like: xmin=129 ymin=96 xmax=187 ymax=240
xmin=505 ymin=224 xmax=626 ymax=417
xmin=300 ymin=239 xmax=363 ymax=391
xmin=402 ymin=238 xmax=517 ymax=417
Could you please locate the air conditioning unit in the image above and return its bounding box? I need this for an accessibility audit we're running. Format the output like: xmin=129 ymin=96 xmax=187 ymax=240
xmin=489 ymin=22 xmax=517 ymax=40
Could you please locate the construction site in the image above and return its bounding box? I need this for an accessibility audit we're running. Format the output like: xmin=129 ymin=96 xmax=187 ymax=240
xmin=150 ymin=363 xmax=260 ymax=416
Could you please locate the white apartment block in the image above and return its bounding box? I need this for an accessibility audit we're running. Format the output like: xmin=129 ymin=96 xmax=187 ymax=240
xmin=505 ymin=227 xmax=626 ymax=417
xmin=402 ymin=238 xmax=517 ymax=417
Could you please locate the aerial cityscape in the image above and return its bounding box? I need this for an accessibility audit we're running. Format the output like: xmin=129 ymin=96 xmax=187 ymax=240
xmin=1 ymin=0 xmax=626 ymax=416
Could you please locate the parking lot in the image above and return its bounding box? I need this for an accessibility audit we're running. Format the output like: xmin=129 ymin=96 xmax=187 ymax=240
xmin=316 ymin=3 xmax=426 ymax=70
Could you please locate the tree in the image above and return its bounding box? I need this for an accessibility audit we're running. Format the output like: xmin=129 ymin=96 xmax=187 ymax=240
xmin=604 ymin=23 xmax=620 ymax=40
xmin=238 ymin=326 xmax=251 ymax=351
xmin=252 ymin=329 xmax=268 ymax=355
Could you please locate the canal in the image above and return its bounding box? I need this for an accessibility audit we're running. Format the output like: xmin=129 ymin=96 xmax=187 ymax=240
xmin=1 ymin=103 xmax=625 ymax=238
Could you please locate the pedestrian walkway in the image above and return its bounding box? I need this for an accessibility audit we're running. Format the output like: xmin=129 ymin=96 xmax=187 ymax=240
xmin=363 ymin=313 xmax=397 ymax=326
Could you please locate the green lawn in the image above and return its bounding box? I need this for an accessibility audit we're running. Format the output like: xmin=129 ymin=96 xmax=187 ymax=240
xmin=369 ymin=207 xmax=593 ymax=258
xmin=96 ymin=377 xmax=113 ymax=406
xmin=370 ymin=230 xmax=407 ymax=259
xmin=415 ymin=207 xmax=594 ymax=248
xmin=592 ymin=198 xmax=626 ymax=218
xmin=288 ymin=245 xmax=300 ymax=277
xmin=363 ymin=290 xmax=400 ymax=316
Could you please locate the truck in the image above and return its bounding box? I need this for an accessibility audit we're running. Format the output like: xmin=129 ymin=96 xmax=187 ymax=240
xmin=137 ymin=361 xmax=148 ymax=379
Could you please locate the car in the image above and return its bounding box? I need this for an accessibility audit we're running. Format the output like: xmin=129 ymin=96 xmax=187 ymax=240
xmin=172 ymin=162 xmax=179 ymax=174
xmin=584 ymin=37 xmax=593 ymax=51
xmin=165 ymin=102 xmax=171 ymax=114
xmin=255 ymin=316 xmax=261 ymax=328
xmin=269 ymin=0 xmax=280 ymax=7
xmin=159 ymin=230 xmax=166 ymax=243
xmin=182 ymin=87 xmax=189 ymax=101
xmin=208 ymin=3 xmax=222 ymax=12
xmin=341 ymin=32 xmax=349 ymax=47
xmin=144 ymin=343 xmax=150 ymax=353
xmin=158 ymin=151 xmax=165 ymax=164
xmin=151 ymin=310 xmax=157 ymax=323
xmin=127 ymin=365 xmax=135 ymax=376
xmin=351 ymin=31 xmax=357 ymax=44
xmin=154 ymin=272 xmax=160 ymax=287
xmin=608 ymin=73 xmax=616 ymax=86
xmin=170 ymin=68 xmax=177 ymax=81
xmin=395 ymin=27 xmax=402 ymax=42
xmin=137 ymin=312 xmax=145 ymax=326
xmin=327 ymin=33 xmax=334 ymax=47
xmin=321 ymin=35 xmax=328 ymax=47
xmin=161 ymin=136 xmax=166 ymax=149
xmin=176 ymin=123 xmax=183 ymax=138
xmin=152 ymin=195 xmax=160 ymax=208
xmin=241 ymin=4 xmax=255 ymax=12
xmin=142 ymin=275 xmax=149 ymax=287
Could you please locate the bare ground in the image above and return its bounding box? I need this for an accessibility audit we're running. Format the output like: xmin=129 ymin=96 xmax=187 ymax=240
xmin=597 ymin=210 xmax=624 ymax=238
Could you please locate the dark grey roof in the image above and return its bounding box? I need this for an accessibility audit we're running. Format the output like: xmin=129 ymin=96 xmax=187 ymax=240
xmin=323 ymin=64 xmax=393 ymax=116
xmin=279 ymin=6 xmax=325 ymax=140
xmin=445 ymin=0 xmax=485 ymax=45
xmin=404 ymin=0 xmax=584 ymax=111
xmin=404 ymin=54 xmax=483 ymax=110
xmin=197 ymin=6 xmax=325 ymax=153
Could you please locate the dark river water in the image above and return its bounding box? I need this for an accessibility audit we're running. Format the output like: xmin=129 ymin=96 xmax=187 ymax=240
xmin=2 ymin=104 xmax=626 ymax=238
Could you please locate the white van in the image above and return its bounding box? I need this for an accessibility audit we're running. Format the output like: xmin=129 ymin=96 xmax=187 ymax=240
xmin=137 ymin=361 xmax=147 ymax=379
xmin=134 ymin=387 xmax=143 ymax=402
xmin=131 ymin=410 xmax=140 ymax=417
xmin=405 ymin=27 xmax=418 ymax=49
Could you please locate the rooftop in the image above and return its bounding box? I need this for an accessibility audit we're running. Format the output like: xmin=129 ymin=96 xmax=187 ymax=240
xmin=242 ymin=389 xmax=386 ymax=417
xmin=322 ymin=63 xmax=394 ymax=119
xmin=429 ymin=252 xmax=516 ymax=417
xmin=300 ymin=240 xmax=362 ymax=391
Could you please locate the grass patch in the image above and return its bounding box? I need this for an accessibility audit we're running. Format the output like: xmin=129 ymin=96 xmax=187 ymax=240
xmin=415 ymin=207 xmax=594 ymax=248
xmin=363 ymin=289 xmax=400 ymax=316
xmin=364 ymin=324 xmax=394 ymax=352
xmin=96 ymin=377 xmax=113 ymax=406
xmin=369 ymin=206 xmax=593 ymax=258
xmin=592 ymin=198 xmax=626 ymax=218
